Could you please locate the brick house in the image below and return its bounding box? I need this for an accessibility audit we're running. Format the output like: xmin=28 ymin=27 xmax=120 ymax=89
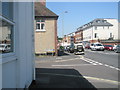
xmin=34 ymin=2 xmax=58 ymax=55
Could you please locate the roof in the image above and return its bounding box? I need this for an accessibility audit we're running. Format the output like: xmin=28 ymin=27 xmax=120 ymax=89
xmin=77 ymin=18 xmax=113 ymax=31
xmin=35 ymin=2 xmax=58 ymax=19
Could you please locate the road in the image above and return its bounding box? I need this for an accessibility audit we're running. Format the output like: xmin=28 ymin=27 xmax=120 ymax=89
xmin=34 ymin=50 xmax=120 ymax=89
xmin=84 ymin=49 xmax=119 ymax=68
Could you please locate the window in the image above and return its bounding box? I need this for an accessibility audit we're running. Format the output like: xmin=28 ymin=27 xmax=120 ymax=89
xmin=96 ymin=20 xmax=100 ymax=23
xmin=0 ymin=2 xmax=14 ymax=54
xmin=95 ymin=26 xmax=97 ymax=30
xmin=110 ymin=33 xmax=112 ymax=38
xmin=36 ymin=19 xmax=45 ymax=31
xmin=103 ymin=20 xmax=107 ymax=23
xmin=94 ymin=33 xmax=97 ymax=38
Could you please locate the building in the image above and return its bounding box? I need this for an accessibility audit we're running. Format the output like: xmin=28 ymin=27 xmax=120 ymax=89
xmin=61 ymin=32 xmax=75 ymax=48
xmin=1 ymin=2 xmax=34 ymax=88
xmin=79 ymin=18 xmax=119 ymax=46
xmin=34 ymin=2 xmax=58 ymax=55
xmin=74 ymin=28 xmax=83 ymax=44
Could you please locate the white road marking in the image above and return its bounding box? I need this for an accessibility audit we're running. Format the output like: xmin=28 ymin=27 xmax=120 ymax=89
xmin=55 ymin=58 xmax=80 ymax=62
xmin=105 ymin=64 xmax=109 ymax=67
xmin=80 ymin=56 xmax=120 ymax=71
xmin=56 ymin=57 xmax=62 ymax=60
xmin=52 ymin=64 xmax=96 ymax=67
xmin=80 ymin=56 xmax=103 ymax=66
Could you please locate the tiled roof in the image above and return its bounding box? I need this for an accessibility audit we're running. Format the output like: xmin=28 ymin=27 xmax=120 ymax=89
xmin=77 ymin=19 xmax=113 ymax=31
xmin=35 ymin=2 xmax=58 ymax=18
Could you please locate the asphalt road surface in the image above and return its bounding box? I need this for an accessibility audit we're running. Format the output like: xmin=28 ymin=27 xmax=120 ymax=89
xmin=33 ymin=50 xmax=120 ymax=89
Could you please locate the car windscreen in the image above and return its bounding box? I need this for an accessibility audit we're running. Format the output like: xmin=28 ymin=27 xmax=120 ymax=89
xmin=96 ymin=44 xmax=103 ymax=46
xmin=104 ymin=45 xmax=113 ymax=47
xmin=77 ymin=45 xmax=83 ymax=48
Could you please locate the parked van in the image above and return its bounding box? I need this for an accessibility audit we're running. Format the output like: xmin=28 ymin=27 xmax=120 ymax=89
xmin=74 ymin=43 xmax=84 ymax=55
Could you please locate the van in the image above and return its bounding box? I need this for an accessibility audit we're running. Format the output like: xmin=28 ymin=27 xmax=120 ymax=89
xmin=74 ymin=43 xmax=84 ymax=55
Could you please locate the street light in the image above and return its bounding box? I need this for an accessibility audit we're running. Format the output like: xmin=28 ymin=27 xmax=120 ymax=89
xmin=62 ymin=11 xmax=68 ymax=47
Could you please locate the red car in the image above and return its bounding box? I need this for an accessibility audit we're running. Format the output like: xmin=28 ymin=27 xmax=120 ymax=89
xmin=104 ymin=45 xmax=113 ymax=50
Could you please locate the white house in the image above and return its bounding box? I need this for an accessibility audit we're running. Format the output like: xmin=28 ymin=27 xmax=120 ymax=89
xmin=81 ymin=18 xmax=119 ymax=45
xmin=0 ymin=2 xmax=35 ymax=88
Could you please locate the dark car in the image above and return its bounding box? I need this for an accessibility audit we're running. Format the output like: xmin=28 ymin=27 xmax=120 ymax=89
xmin=114 ymin=44 xmax=120 ymax=53
xmin=104 ymin=45 xmax=113 ymax=51
xmin=66 ymin=46 xmax=70 ymax=52
xmin=69 ymin=46 xmax=74 ymax=53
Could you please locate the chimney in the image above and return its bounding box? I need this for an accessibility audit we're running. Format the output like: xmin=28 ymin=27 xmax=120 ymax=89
xmin=35 ymin=0 xmax=46 ymax=6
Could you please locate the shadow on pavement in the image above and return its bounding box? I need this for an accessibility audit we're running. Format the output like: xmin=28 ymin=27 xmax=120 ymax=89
xmin=29 ymin=68 xmax=97 ymax=89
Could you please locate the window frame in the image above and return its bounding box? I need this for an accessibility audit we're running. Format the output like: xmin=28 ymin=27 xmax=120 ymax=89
xmin=0 ymin=2 xmax=16 ymax=63
xmin=36 ymin=19 xmax=46 ymax=32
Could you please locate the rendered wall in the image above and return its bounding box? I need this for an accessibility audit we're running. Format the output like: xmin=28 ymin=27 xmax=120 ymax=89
xmin=2 ymin=2 xmax=34 ymax=88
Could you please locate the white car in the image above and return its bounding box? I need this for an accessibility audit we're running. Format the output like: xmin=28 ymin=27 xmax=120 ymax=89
xmin=90 ymin=43 xmax=104 ymax=51
xmin=0 ymin=44 xmax=11 ymax=52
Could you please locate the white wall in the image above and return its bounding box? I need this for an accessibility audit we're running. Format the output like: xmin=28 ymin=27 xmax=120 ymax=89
xmin=83 ymin=27 xmax=93 ymax=41
xmin=104 ymin=19 xmax=118 ymax=40
xmin=83 ymin=19 xmax=118 ymax=42
xmin=2 ymin=2 xmax=34 ymax=88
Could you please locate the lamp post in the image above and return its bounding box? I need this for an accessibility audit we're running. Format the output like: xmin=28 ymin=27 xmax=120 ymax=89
xmin=62 ymin=11 xmax=68 ymax=47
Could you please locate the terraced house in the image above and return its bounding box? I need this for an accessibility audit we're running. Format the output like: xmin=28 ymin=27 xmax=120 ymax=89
xmin=76 ymin=18 xmax=119 ymax=46
xmin=34 ymin=1 xmax=58 ymax=55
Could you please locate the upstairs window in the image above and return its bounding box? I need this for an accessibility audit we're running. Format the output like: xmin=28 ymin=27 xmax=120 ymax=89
xmin=94 ymin=33 xmax=97 ymax=38
xmin=36 ymin=19 xmax=45 ymax=31
xmin=95 ymin=26 xmax=97 ymax=30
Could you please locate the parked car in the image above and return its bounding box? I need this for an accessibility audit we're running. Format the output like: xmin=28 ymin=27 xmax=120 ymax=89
xmin=85 ymin=44 xmax=90 ymax=49
xmin=104 ymin=45 xmax=113 ymax=51
xmin=113 ymin=44 xmax=117 ymax=50
xmin=66 ymin=46 xmax=70 ymax=52
xmin=114 ymin=44 xmax=120 ymax=53
xmin=69 ymin=46 xmax=74 ymax=53
xmin=90 ymin=43 xmax=104 ymax=51
xmin=0 ymin=44 xmax=11 ymax=53
xmin=74 ymin=43 xmax=84 ymax=55
xmin=90 ymin=43 xmax=94 ymax=49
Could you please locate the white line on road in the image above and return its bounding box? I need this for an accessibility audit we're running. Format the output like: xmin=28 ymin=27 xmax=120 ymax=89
xmin=55 ymin=58 xmax=80 ymax=62
xmin=80 ymin=56 xmax=103 ymax=66
xmin=51 ymin=64 xmax=96 ymax=67
xmin=80 ymin=56 xmax=120 ymax=71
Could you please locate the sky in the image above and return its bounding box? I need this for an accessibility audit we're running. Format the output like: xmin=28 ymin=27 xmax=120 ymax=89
xmin=46 ymin=2 xmax=118 ymax=38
